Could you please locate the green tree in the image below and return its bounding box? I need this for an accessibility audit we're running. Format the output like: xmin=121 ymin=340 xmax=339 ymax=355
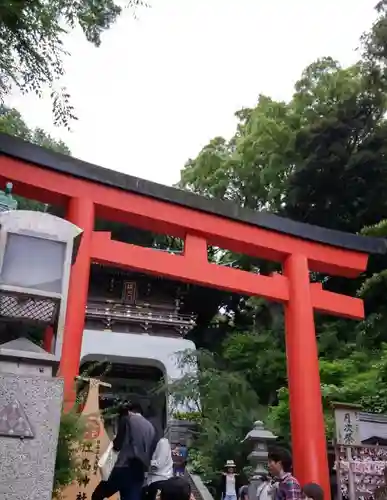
xmin=222 ymin=329 xmax=286 ymax=406
xmin=178 ymin=95 xmax=297 ymax=212
xmin=355 ymin=220 xmax=387 ymax=348
xmin=268 ymin=344 xmax=387 ymax=441
xmin=0 ymin=105 xmax=70 ymax=153
xmin=285 ymin=75 xmax=387 ymax=233
xmin=167 ymin=349 xmax=263 ymax=484
xmin=179 ymin=58 xmax=383 ymax=214
xmin=0 ymin=0 xmax=146 ymax=127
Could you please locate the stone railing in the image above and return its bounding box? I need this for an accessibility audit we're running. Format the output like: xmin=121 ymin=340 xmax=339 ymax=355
xmin=186 ymin=471 xmax=215 ymax=500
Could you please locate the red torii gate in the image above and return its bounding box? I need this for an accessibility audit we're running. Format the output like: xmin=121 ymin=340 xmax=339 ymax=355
xmin=0 ymin=133 xmax=386 ymax=499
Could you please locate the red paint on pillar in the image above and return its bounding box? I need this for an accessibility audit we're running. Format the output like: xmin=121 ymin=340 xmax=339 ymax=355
xmin=43 ymin=325 xmax=54 ymax=353
xmin=284 ymin=254 xmax=330 ymax=500
xmin=59 ymin=197 xmax=94 ymax=411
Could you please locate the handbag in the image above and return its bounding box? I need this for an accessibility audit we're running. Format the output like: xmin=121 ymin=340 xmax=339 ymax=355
xmin=98 ymin=441 xmax=118 ymax=481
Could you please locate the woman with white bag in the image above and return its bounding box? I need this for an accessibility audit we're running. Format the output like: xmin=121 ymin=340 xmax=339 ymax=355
xmin=98 ymin=441 xmax=118 ymax=483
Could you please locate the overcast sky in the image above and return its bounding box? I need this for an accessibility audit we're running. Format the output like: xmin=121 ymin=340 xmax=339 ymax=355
xmin=6 ymin=0 xmax=378 ymax=186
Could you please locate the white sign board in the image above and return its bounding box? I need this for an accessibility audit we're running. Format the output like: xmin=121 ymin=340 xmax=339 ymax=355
xmin=335 ymin=408 xmax=361 ymax=446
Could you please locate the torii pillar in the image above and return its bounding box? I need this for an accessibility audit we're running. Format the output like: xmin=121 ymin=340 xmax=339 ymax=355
xmin=284 ymin=254 xmax=329 ymax=494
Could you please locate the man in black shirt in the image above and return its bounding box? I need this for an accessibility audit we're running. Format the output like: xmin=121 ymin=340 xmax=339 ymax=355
xmin=92 ymin=402 xmax=156 ymax=500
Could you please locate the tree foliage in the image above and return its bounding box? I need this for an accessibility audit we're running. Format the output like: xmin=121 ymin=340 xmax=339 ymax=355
xmin=167 ymin=349 xmax=263 ymax=484
xmin=0 ymin=105 xmax=70 ymax=152
xmin=0 ymin=0 xmax=146 ymax=127
xmin=0 ymin=105 xmax=70 ymax=212
xmin=53 ymin=410 xmax=86 ymax=498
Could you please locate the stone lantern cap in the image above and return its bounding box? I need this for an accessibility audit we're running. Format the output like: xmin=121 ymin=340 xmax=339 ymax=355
xmin=0 ymin=337 xmax=59 ymax=370
xmin=243 ymin=420 xmax=277 ymax=442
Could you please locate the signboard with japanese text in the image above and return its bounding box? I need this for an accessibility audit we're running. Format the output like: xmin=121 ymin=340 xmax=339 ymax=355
xmin=61 ymin=379 xmax=119 ymax=500
xmin=335 ymin=407 xmax=361 ymax=446
xmin=122 ymin=281 xmax=137 ymax=304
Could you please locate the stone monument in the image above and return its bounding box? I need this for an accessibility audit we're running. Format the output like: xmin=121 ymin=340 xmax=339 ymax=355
xmin=0 ymin=337 xmax=63 ymax=500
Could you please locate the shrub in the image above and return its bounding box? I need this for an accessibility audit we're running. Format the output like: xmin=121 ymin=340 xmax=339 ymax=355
xmin=53 ymin=410 xmax=86 ymax=498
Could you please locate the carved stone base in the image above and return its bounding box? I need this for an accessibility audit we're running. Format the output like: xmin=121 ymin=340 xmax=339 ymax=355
xmin=0 ymin=373 xmax=63 ymax=500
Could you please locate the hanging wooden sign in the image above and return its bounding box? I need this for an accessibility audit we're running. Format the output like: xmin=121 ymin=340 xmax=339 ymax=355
xmin=333 ymin=403 xmax=361 ymax=447
xmin=122 ymin=281 xmax=137 ymax=304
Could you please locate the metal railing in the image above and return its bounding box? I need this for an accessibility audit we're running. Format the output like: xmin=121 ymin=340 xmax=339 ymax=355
xmin=85 ymin=299 xmax=196 ymax=334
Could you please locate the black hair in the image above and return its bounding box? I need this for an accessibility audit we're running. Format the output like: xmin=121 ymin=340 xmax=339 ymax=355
xmin=118 ymin=403 xmax=129 ymax=418
xmin=118 ymin=401 xmax=143 ymax=416
xmin=128 ymin=401 xmax=143 ymax=414
xmin=302 ymin=483 xmax=324 ymax=500
xmin=268 ymin=446 xmax=293 ymax=473
xmin=160 ymin=477 xmax=191 ymax=500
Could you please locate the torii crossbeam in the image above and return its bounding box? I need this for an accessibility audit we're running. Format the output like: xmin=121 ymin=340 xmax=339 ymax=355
xmin=0 ymin=132 xmax=386 ymax=500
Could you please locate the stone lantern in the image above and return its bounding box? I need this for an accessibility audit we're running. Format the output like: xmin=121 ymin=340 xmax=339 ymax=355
xmin=243 ymin=420 xmax=277 ymax=498
xmin=0 ymin=209 xmax=82 ymax=356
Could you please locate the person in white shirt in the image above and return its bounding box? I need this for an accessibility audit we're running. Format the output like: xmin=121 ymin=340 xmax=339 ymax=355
xmin=220 ymin=460 xmax=242 ymax=500
xmin=143 ymin=437 xmax=174 ymax=500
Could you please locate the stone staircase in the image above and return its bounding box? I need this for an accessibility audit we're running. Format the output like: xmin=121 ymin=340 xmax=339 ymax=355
xmin=168 ymin=419 xmax=215 ymax=500
xmin=168 ymin=418 xmax=196 ymax=445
